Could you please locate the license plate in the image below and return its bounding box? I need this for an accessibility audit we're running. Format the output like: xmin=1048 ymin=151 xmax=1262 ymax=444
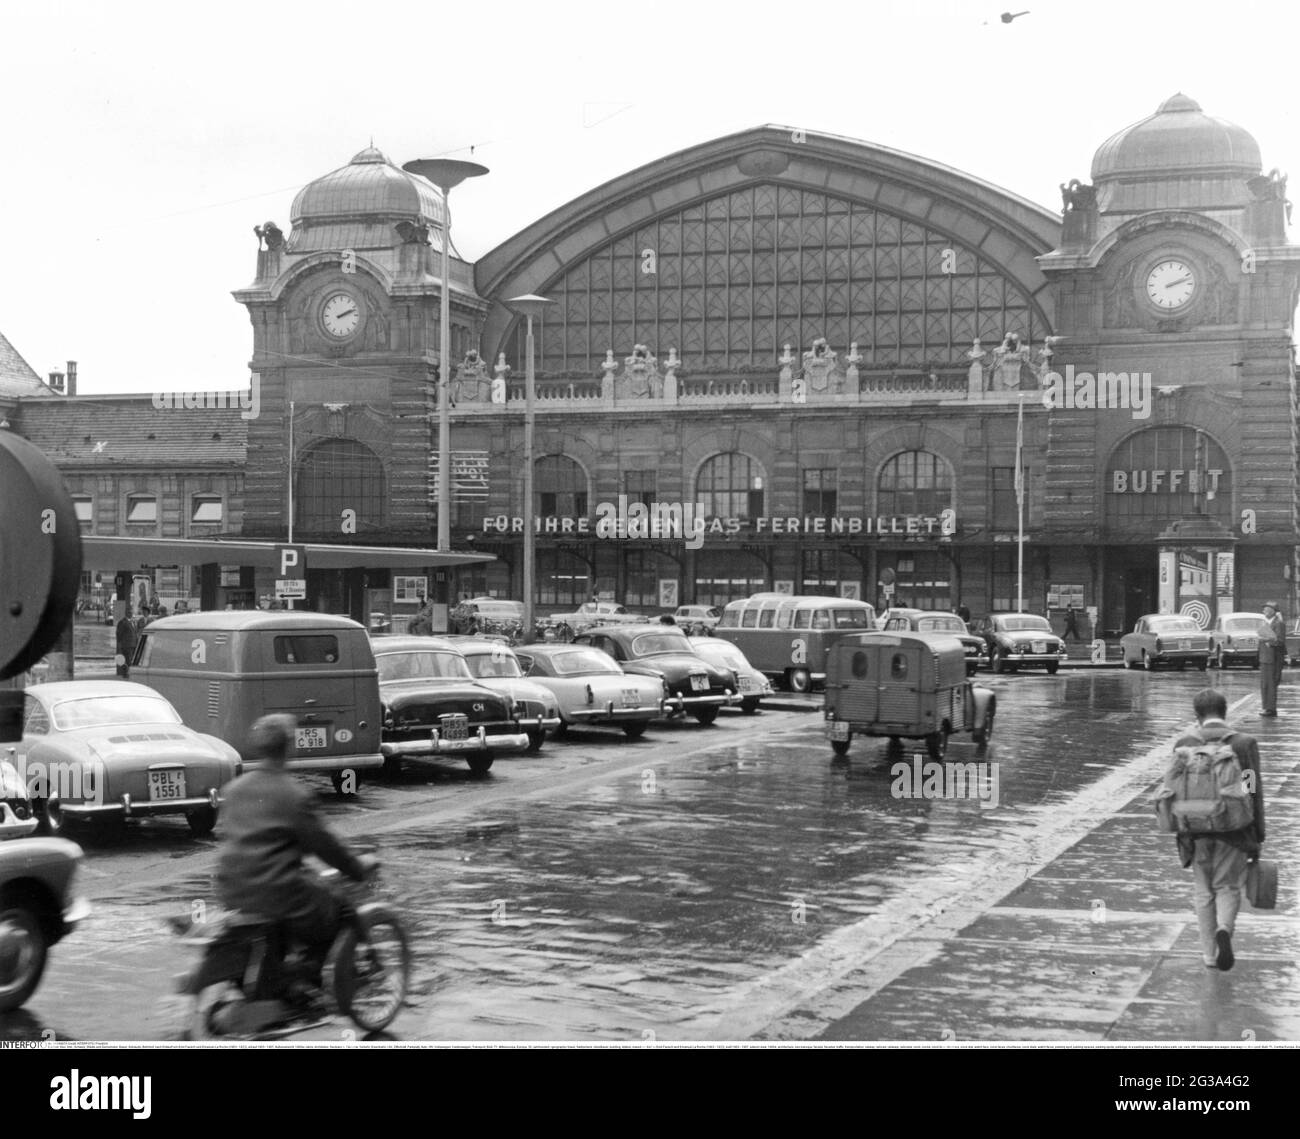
xmin=440 ymin=715 xmax=469 ymax=742
xmin=829 ymin=721 xmax=850 ymax=741
xmin=738 ymin=676 xmax=755 ymax=692
xmin=1179 ymin=640 xmax=1190 ymax=650
xmin=689 ymin=674 xmax=708 ymax=691
xmin=295 ymin=727 xmax=327 ymax=750
xmin=621 ymin=688 xmax=641 ymax=707
xmin=1032 ymin=641 xmax=1047 ymax=654
xmin=148 ymin=769 xmax=187 ymax=801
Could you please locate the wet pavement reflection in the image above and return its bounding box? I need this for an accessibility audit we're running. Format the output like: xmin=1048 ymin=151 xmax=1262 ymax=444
xmin=3 ymin=668 xmax=1278 ymax=1042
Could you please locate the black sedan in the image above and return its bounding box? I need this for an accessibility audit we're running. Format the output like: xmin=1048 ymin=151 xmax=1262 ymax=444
xmin=573 ymin=624 xmax=737 ymax=724
xmin=372 ymin=636 xmax=530 ymax=777
xmin=971 ymin=613 xmax=1069 ymax=674
xmin=880 ymin=609 xmax=985 ymax=676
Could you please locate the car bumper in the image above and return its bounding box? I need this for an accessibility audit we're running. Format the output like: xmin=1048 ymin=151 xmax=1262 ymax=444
xmin=381 ymin=728 xmax=530 ymax=757
xmin=61 ymin=786 xmax=223 ymax=820
xmin=567 ymin=702 xmax=662 ymax=723
xmin=1000 ymin=651 xmax=1067 ymax=664
xmin=247 ymin=753 xmax=385 ymax=773
xmin=662 ymin=691 xmax=735 ymax=714
xmin=1148 ymin=651 xmax=1211 ymax=664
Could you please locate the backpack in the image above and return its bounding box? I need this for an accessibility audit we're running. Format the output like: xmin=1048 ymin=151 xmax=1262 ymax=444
xmin=1153 ymin=731 xmax=1254 ymax=834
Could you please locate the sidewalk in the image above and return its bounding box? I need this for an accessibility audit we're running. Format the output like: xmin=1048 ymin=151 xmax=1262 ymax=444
xmin=770 ymin=686 xmax=1300 ymax=1042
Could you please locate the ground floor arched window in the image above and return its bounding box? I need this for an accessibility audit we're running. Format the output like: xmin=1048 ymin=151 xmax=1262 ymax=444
xmin=537 ymin=549 xmax=591 ymax=607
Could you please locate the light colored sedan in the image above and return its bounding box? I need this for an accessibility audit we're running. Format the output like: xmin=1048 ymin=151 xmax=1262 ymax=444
xmin=447 ymin=638 xmax=562 ymax=752
xmin=10 ymin=681 xmax=241 ymax=837
xmin=1120 ymin=615 xmax=1211 ymax=670
xmin=514 ymin=644 xmax=665 ymax=738
xmin=687 ymin=637 xmax=773 ymax=713
xmin=1208 ymin=612 xmax=1265 ymax=669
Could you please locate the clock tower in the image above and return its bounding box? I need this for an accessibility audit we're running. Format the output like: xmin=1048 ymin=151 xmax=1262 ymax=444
xmin=1039 ymin=94 xmax=1300 ymax=631
xmin=233 ymin=146 xmax=490 ymax=555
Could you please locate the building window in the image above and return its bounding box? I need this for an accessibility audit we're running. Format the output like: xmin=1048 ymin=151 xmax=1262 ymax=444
xmin=536 ymin=456 xmax=588 ymax=518
xmin=71 ymin=495 xmax=93 ymax=524
xmin=624 ymin=470 xmax=657 ymax=508
xmin=877 ymin=451 xmax=952 ymax=517
xmin=296 ymin=438 xmax=386 ymax=536
xmin=191 ymin=495 xmax=224 ymax=526
xmin=537 ymin=549 xmax=590 ymax=606
xmin=624 ymin=549 xmax=676 ymax=608
xmin=991 ymin=549 xmax=1025 ymax=611
xmin=801 ymin=549 xmax=844 ymax=596
xmin=803 ymin=469 xmax=838 ymax=516
xmin=694 ymin=549 xmax=766 ymax=606
xmin=696 ymin=453 xmax=764 ymax=520
xmin=125 ymin=494 xmax=157 ymax=524
xmin=880 ymin=552 xmax=952 ymax=611
xmin=991 ymin=467 xmax=1028 ymax=531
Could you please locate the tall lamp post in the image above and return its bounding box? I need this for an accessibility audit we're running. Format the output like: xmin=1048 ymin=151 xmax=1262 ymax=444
xmin=506 ymin=294 xmax=554 ymax=639
xmin=400 ymin=158 xmax=488 ymax=554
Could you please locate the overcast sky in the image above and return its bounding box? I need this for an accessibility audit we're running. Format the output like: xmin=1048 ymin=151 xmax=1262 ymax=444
xmin=2 ymin=0 xmax=1295 ymax=394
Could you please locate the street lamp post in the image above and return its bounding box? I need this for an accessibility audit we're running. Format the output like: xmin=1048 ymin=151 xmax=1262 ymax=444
xmin=506 ymin=295 xmax=555 ymax=639
xmin=400 ymin=158 xmax=488 ymax=554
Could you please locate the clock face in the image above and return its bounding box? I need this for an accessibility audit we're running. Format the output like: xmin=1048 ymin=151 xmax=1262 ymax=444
xmin=1145 ymin=259 xmax=1197 ymax=311
xmin=321 ymin=291 xmax=362 ymax=338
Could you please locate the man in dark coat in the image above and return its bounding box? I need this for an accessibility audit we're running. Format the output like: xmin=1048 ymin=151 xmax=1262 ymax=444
xmin=1170 ymin=689 xmax=1266 ymax=971
xmin=216 ymin=715 xmax=374 ymax=976
xmin=114 ymin=609 xmax=138 ymax=678
xmin=1257 ymin=601 xmax=1285 ymax=716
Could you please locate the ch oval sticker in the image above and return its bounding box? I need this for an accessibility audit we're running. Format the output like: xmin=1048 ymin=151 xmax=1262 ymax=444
xmin=335 ymin=729 xmax=354 ymax=744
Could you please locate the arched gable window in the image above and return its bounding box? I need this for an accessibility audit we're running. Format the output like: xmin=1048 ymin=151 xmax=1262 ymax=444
xmin=296 ymin=439 xmax=386 ymax=535
xmin=876 ymin=451 xmax=952 ymax=517
xmin=696 ymin=453 xmax=764 ymax=520
xmin=536 ymin=455 xmax=588 ymax=517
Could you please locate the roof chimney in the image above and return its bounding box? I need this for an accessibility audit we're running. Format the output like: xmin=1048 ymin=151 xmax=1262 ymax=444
xmin=48 ymin=370 xmax=65 ymax=393
xmin=66 ymin=360 xmax=77 ymax=397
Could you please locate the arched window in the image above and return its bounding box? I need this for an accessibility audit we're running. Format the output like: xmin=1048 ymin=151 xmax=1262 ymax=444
xmin=877 ymin=451 xmax=952 ymax=517
xmin=295 ymin=439 xmax=386 ymax=535
xmin=536 ymin=455 xmax=588 ymax=517
xmin=696 ymin=453 xmax=764 ymax=520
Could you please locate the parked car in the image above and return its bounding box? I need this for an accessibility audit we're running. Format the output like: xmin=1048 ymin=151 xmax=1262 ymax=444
xmin=879 ymin=609 xmax=984 ymax=676
xmin=573 ymin=625 xmax=736 ymax=724
xmin=972 ymin=613 xmax=1069 ymax=674
xmin=7 ymin=681 xmax=241 ymax=837
xmin=0 ymin=837 xmax=90 ymax=1011
xmin=514 ymin=644 xmax=665 ymax=738
xmin=1120 ymin=614 xmax=1211 ymax=670
xmin=823 ymin=631 xmax=996 ymax=760
xmin=446 ymin=638 xmax=562 ymax=751
xmin=673 ymin=605 xmax=722 ymax=635
xmin=687 ymin=637 xmax=773 ymax=713
xmin=74 ymin=599 xmax=113 ymax=625
xmin=1287 ymin=619 xmax=1300 ymax=665
xmin=1208 ymin=612 xmax=1266 ymax=669
xmin=371 ymin=636 xmax=530 ymax=776
xmin=0 ymin=754 xmax=38 ymax=840
xmin=538 ymin=601 xmax=646 ymax=642
xmin=449 ymin=598 xmax=525 ymax=640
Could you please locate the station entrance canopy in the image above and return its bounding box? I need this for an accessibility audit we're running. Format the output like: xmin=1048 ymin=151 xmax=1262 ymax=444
xmin=80 ymin=536 xmax=494 ymax=571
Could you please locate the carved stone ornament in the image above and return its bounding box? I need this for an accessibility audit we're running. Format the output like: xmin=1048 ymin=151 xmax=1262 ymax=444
xmin=1058 ymin=179 xmax=1096 ymax=213
xmin=989 ymin=332 xmax=1032 ymax=390
xmin=801 ymin=338 xmax=841 ymax=394
xmin=621 ymin=344 xmax=662 ymax=398
xmin=491 ymin=352 xmax=510 ymax=404
xmin=737 ymin=149 xmax=791 ymax=178
xmin=452 ymin=349 xmax=491 ymax=405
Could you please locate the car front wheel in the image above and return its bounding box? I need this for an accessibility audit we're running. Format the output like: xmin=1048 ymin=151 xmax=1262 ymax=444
xmin=467 ymin=754 xmax=494 ymax=777
xmin=1046 ymin=662 xmax=1059 ymax=675
xmin=622 ymin=721 xmax=648 ymax=739
xmin=692 ymin=706 xmax=720 ymax=725
xmin=0 ymin=906 xmax=50 ymax=1013
xmin=787 ymin=668 xmax=812 ymax=693
xmin=526 ymin=728 xmax=545 ymax=753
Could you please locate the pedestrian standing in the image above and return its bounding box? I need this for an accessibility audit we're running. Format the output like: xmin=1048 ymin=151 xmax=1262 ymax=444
xmin=957 ymin=601 xmax=971 ymax=624
xmin=1063 ymin=605 xmax=1080 ymax=641
xmin=115 ymin=609 xmax=138 ymax=678
xmin=1167 ymin=689 xmax=1265 ymax=970
xmin=1257 ymin=602 xmax=1285 ymax=716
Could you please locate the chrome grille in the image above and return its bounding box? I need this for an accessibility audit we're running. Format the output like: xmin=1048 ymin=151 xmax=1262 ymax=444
xmin=207 ymin=682 xmax=220 ymax=718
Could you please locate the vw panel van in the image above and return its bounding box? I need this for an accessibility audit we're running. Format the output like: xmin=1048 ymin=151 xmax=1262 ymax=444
xmin=131 ymin=612 xmax=383 ymax=788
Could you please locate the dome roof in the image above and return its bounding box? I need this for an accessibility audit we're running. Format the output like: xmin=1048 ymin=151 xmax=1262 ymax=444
xmin=1091 ymin=94 xmax=1261 ymax=182
xmin=291 ymin=146 xmax=446 ymax=226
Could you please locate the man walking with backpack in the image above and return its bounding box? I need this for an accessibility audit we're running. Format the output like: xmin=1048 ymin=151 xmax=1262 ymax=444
xmin=1162 ymin=689 xmax=1266 ymax=971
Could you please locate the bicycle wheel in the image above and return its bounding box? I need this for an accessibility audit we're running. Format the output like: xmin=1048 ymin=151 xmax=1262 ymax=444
xmin=325 ymin=906 xmax=411 ymax=1034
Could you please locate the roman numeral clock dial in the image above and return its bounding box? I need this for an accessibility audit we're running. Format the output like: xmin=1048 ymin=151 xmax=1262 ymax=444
xmin=1145 ymin=259 xmax=1197 ymax=311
